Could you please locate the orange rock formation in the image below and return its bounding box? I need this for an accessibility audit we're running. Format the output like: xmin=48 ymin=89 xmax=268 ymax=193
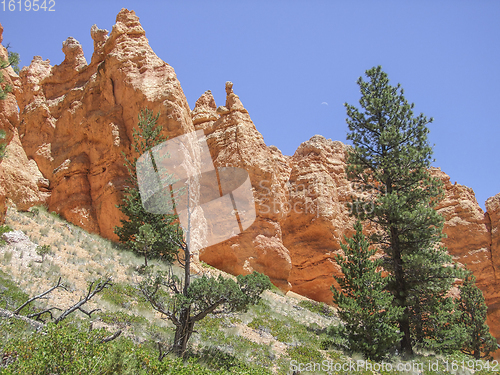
xmin=0 ymin=24 xmax=48 ymax=222
xmin=14 ymin=10 xmax=194 ymax=238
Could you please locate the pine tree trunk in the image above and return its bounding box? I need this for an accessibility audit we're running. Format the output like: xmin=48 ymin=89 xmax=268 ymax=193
xmin=172 ymin=308 xmax=194 ymax=357
xmin=473 ymin=341 xmax=481 ymax=360
xmin=390 ymin=226 xmax=413 ymax=356
xmin=399 ymin=308 xmax=412 ymax=356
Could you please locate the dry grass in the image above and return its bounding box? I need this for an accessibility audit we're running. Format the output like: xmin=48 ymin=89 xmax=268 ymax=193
xmin=1 ymin=206 xmax=146 ymax=319
xmin=0 ymin=206 xmax=343 ymax=374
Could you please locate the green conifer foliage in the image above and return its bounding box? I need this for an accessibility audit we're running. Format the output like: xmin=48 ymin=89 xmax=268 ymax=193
xmin=0 ymin=48 xmax=19 ymax=100
xmin=332 ymin=220 xmax=403 ymax=360
xmin=344 ymin=66 xmax=462 ymax=355
xmin=0 ymin=48 xmax=19 ymax=157
xmin=457 ymin=272 xmax=498 ymax=359
xmin=114 ymin=109 xmax=182 ymax=265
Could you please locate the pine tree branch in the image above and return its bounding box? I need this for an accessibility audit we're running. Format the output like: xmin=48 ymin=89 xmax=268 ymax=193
xmin=191 ymin=298 xmax=226 ymax=322
xmin=139 ymin=284 xmax=181 ymax=327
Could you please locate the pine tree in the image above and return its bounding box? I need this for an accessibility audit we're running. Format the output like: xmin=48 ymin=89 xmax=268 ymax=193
xmin=457 ymin=271 xmax=498 ymax=359
xmin=344 ymin=66 xmax=462 ymax=355
xmin=0 ymin=46 xmax=20 ymax=100
xmin=140 ymin=268 xmax=272 ymax=358
xmin=0 ymin=130 xmax=6 ymax=159
xmin=332 ymin=220 xmax=403 ymax=360
xmin=114 ymin=109 xmax=182 ymax=266
xmin=116 ymin=109 xmax=273 ymax=358
xmin=0 ymin=48 xmax=19 ymax=158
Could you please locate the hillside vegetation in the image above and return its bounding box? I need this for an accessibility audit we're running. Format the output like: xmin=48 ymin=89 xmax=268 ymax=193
xmin=0 ymin=207 xmax=495 ymax=374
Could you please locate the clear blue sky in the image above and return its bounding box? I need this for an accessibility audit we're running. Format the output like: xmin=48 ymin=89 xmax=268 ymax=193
xmin=1 ymin=1 xmax=499 ymax=209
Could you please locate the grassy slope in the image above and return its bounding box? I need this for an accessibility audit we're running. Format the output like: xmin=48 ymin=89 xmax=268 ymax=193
xmin=0 ymin=207 xmax=493 ymax=374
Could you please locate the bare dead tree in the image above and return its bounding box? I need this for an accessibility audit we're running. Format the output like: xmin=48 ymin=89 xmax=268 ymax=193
xmin=0 ymin=307 xmax=44 ymax=331
xmin=54 ymin=277 xmax=112 ymax=324
xmin=1 ymin=277 xmax=115 ymax=332
xmin=27 ymin=307 xmax=62 ymax=323
xmin=100 ymin=330 xmax=122 ymax=343
xmin=13 ymin=277 xmax=67 ymax=315
xmin=0 ymin=277 xmax=67 ymax=329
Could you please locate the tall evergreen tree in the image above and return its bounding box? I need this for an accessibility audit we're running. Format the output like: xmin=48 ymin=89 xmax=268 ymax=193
xmin=332 ymin=220 xmax=403 ymax=360
xmin=457 ymin=271 xmax=498 ymax=359
xmin=344 ymin=66 xmax=461 ymax=355
xmin=114 ymin=109 xmax=182 ymax=266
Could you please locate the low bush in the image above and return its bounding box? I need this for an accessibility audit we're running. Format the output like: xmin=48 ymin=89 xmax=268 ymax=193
xmin=0 ymin=225 xmax=13 ymax=246
xmin=297 ymin=299 xmax=335 ymax=318
xmin=35 ymin=244 xmax=51 ymax=261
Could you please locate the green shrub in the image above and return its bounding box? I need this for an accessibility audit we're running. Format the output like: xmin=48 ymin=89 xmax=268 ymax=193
xmin=35 ymin=244 xmax=51 ymax=261
xmin=286 ymin=345 xmax=324 ymax=366
xmin=200 ymin=261 xmax=216 ymax=270
xmin=0 ymin=224 xmax=13 ymax=246
xmin=49 ymin=211 xmax=61 ymax=220
xmin=321 ymin=324 xmax=350 ymax=351
xmin=187 ymin=346 xmax=245 ymax=372
xmin=0 ymin=320 xmax=274 ymax=375
xmin=100 ymin=282 xmax=147 ymax=309
xmin=0 ymin=270 xmax=36 ymax=314
xmin=0 ymin=224 xmax=12 ymax=236
xmin=248 ymin=316 xmax=292 ymax=343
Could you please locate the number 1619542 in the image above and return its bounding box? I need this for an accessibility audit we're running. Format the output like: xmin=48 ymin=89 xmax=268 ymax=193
xmin=2 ymin=0 xmax=55 ymax=11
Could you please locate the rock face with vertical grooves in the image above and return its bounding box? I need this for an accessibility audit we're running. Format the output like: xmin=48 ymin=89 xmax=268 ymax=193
xmin=14 ymin=9 xmax=195 ymax=239
xmin=193 ymin=84 xmax=293 ymax=291
xmin=485 ymin=192 xmax=500 ymax=343
xmin=0 ymin=23 xmax=48 ymax=222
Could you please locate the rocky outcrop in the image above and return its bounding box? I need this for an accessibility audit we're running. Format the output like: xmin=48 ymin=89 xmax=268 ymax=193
xmin=431 ymin=170 xmax=500 ymax=346
xmin=0 ymin=23 xmax=47 ymax=221
xmin=14 ymin=10 xmax=194 ymax=239
xmin=486 ymin=193 xmax=500 ymax=276
xmin=485 ymin=193 xmax=500 ymax=343
xmin=433 ymin=169 xmax=494 ymax=281
xmin=0 ymin=129 xmax=50 ymax=211
xmin=194 ymin=84 xmax=293 ymax=290
xmin=281 ymin=136 xmax=354 ymax=302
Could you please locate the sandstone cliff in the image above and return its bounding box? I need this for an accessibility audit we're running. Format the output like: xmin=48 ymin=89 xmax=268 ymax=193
xmin=2 ymin=10 xmax=499 ymax=344
xmin=191 ymin=86 xmax=500 ymax=344
xmin=14 ymin=10 xmax=194 ymax=239
xmin=192 ymin=85 xmax=293 ymax=290
xmin=0 ymin=23 xmax=48 ymax=222
xmin=485 ymin=193 xmax=500 ymax=342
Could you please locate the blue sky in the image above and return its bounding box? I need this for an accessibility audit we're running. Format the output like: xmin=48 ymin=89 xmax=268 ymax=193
xmin=1 ymin=1 xmax=499 ymax=209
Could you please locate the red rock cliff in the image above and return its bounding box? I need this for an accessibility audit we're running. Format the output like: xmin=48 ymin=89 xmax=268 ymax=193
xmin=0 ymin=23 xmax=48 ymax=222
xmin=14 ymin=10 xmax=194 ymax=239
